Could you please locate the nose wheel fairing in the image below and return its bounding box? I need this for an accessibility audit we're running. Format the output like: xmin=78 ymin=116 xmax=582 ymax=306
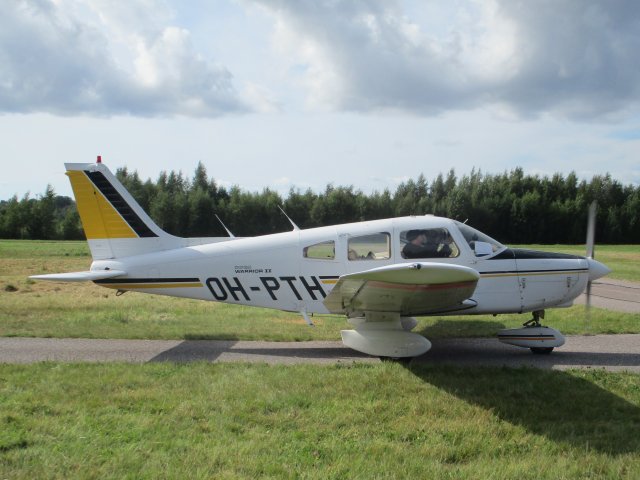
xmin=497 ymin=310 xmax=565 ymax=353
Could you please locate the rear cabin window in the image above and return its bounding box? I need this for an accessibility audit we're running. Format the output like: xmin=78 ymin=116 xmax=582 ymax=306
xmin=348 ymin=233 xmax=391 ymax=261
xmin=400 ymin=228 xmax=459 ymax=259
xmin=303 ymin=240 xmax=335 ymax=260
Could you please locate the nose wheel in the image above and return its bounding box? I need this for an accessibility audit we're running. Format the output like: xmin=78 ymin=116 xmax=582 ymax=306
xmin=497 ymin=310 xmax=565 ymax=353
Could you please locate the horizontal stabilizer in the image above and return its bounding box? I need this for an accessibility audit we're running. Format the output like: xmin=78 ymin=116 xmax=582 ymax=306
xmin=29 ymin=270 xmax=126 ymax=282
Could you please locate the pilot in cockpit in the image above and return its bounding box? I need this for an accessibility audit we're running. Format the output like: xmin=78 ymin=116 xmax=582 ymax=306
xmin=402 ymin=230 xmax=428 ymax=258
xmin=402 ymin=229 xmax=453 ymax=259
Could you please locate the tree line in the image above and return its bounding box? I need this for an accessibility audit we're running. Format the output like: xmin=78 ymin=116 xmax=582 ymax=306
xmin=1 ymin=163 xmax=639 ymax=244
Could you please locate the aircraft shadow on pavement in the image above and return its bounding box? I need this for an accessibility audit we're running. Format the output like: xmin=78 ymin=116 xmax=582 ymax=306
xmin=148 ymin=340 xmax=368 ymax=363
xmin=416 ymin=319 xmax=506 ymax=338
xmin=149 ymin=340 xmax=237 ymax=362
xmin=183 ymin=333 xmax=242 ymax=341
xmin=408 ymin=365 xmax=640 ymax=455
xmin=420 ymin=336 xmax=640 ymax=370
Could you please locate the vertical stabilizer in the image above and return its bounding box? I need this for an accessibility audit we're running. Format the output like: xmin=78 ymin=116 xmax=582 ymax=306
xmin=65 ymin=161 xmax=183 ymax=259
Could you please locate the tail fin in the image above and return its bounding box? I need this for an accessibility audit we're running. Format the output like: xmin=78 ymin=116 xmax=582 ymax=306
xmin=66 ymin=161 xmax=182 ymax=260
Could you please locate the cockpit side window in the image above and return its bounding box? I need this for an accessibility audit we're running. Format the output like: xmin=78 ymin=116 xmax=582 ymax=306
xmin=454 ymin=221 xmax=504 ymax=257
xmin=303 ymin=240 xmax=335 ymax=260
xmin=348 ymin=233 xmax=390 ymax=261
xmin=400 ymin=228 xmax=460 ymax=259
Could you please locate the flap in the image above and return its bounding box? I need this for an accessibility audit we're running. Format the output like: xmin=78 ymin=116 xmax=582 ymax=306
xmin=29 ymin=270 xmax=127 ymax=282
xmin=324 ymin=262 xmax=479 ymax=316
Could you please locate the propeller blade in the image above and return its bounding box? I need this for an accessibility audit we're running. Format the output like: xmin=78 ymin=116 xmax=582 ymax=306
xmin=584 ymin=201 xmax=597 ymax=334
xmin=585 ymin=279 xmax=592 ymax=333
xmin=586 ymin=201 xmax=597 ymax=259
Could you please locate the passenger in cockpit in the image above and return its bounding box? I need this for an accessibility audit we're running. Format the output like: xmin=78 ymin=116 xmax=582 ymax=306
xmin=433 ymin=229 xmax=453 ymax=258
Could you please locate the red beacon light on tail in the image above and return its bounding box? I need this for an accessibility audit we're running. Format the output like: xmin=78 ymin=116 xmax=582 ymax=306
xmin=97 ymin=155 xmax=102 ymax=164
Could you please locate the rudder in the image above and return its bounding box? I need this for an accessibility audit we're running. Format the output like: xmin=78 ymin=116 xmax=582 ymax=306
xmin=66 ymin=161 xmax=182 ymax=260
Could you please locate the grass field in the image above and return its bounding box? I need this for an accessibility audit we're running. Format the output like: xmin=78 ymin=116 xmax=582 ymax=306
xmin=1 ymin=240 xmax=638 ymax=340
xmin=1 ymin=242 xmax=640 ymax=479
xmin=1 ymin=362 xmax=640 ymax=479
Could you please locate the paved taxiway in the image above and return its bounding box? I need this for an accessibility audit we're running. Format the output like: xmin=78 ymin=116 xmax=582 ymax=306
xmin=2 ymin=279 xmax=637 ymax=371
xmin=1 ymin=334 xmax=639 ymax=371
xmin=575 ymin=278 xmax=640 ymax=313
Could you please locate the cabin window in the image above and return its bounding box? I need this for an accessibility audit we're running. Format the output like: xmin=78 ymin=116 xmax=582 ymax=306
xmin=348 ymin=233 xmax=391 ymax=261
xmin=400 ymin=228 xmax=460 ymax=259
xmin=454 ymin=222 xmax=504 ymax=257
xmin=303 ymin=240 xmax=335 ymax=260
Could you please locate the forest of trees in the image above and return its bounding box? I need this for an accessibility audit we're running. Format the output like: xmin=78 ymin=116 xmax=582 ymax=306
xmin=1 ymin=162 xmax=639 ymax=244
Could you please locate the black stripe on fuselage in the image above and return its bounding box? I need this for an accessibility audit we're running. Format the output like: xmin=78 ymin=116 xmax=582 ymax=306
xmin=490 ymin=248 xmax=582 ymax=260
xmin=85 ymin=171 xmax=158 ymax=238
xmin=94 ymin=277 xmax=199 ymax=285
xmin=480 ymin=268 xmax=588 ymax=275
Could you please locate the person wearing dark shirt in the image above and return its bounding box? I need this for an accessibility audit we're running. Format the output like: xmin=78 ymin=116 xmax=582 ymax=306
xmin=402 ymin=230 xmax=430 ymax=258
xmin=402 ymin=229 xmax=452 ymax=258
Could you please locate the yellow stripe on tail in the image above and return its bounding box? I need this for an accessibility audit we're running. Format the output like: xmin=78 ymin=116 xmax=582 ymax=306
xmin=66 ymin=170 xmax=137 ymax=239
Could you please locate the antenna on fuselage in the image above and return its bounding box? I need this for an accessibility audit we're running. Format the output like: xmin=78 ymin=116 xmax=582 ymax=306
xmin=215 ymin=214 xmax=236 ymax=238
xmin=278 ymin=206 xmax=300 ymax=231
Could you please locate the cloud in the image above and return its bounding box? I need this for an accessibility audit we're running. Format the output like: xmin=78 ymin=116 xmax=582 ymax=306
xmin=0 ymin=0 xmax=250 ymax=117
xmin=256 ymin=0 xmax=640 ymax=120
xmin=261 ymin=0 xmax=481 ymax=114
xmin=496 ymin=0 xmax=640 ymax=120
xmin=3 ymin=0 xmax=639 ymax=121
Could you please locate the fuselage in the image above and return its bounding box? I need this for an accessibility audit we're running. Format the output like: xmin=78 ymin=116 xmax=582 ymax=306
xmin=90 ymin=215 xmax=602 ymax=317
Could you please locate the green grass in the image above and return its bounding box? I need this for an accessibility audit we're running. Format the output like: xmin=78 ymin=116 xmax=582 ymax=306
xmin=1 ymin=362 xmax=639 ymax=479
xmin=1 ymin=241 xmax=639 ymax=478
xmin=0 ymin=239 xmax=90 ymax=258
xmin=1 ymin=240 xmax=639 ymax=340
xmin=0 ymin=287 xmax=347 ymax=340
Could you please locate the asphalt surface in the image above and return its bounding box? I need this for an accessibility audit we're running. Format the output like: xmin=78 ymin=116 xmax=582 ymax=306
xmin=1 ymin=279 xmax=638 ymax=371
xmin=1 ymin=334 xmax=639 ymax=371
xmin=575 ymin=278 xmax=640 ymax=313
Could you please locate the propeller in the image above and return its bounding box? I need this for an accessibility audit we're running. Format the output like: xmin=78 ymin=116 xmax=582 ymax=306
xmin=584 ymin=201 xmax=597 ymax=332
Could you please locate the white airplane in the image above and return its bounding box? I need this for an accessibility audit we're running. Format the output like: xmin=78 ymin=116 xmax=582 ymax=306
xmin=31 ymin=159 xmax=611 ymax=359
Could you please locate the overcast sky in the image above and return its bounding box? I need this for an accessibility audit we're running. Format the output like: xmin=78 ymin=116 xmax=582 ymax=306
xmin=1 ymin=0 xmax=639 ymax=200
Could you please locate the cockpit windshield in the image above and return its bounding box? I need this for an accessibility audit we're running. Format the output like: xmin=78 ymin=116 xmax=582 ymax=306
xmin=454 ymin=221 xmax=505 ymax=257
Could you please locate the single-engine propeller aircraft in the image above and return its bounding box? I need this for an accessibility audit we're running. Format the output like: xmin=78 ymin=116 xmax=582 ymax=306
xmin=31 ymin=158 xmax=611 ymax=359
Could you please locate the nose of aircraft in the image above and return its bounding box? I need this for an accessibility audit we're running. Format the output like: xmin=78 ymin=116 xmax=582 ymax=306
xmin=588 ymin=258 xmax=611 ymax=281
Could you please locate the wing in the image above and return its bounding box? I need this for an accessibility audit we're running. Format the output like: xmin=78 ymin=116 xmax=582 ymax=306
xmin=323 ymin=262 xmax=479 ymax=317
